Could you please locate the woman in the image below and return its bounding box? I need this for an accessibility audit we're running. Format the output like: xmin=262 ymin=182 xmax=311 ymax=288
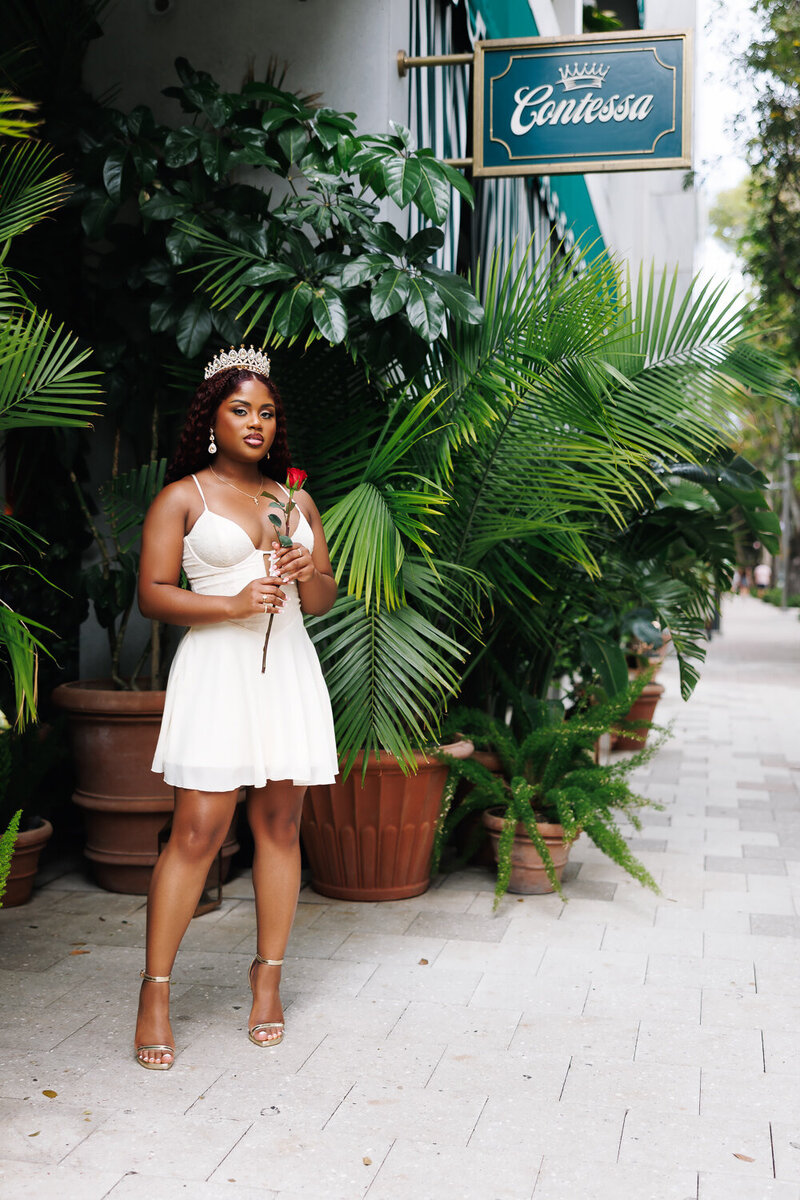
xmin=134 ymin=346 xmax=338 ymax=1070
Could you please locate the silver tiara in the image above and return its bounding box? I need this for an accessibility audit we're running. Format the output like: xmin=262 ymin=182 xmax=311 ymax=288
xmin=204 ymin=344 xmax=271 ymax=381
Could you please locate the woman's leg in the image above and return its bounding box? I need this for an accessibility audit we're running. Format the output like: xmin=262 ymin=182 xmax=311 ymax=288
xmin=135 ymin=785 xmax=238 ymax=1065
xmin=247 ymin=779 xmax=307 ymax=1043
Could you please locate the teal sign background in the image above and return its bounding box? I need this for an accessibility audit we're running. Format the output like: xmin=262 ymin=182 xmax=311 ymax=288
xmin=476 ymin=33 xmax=690 ymax=176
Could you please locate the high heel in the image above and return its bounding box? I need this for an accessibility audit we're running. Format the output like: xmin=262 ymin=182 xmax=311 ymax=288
xmin=135 ymin=971 xmax=175 ymax=1070
xmin=248 ymin=954 xmax=285 ymax=1047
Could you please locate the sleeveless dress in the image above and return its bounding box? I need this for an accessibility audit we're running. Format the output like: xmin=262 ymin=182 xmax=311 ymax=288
xmin=151 ymin=475 xmax=338 ymax=790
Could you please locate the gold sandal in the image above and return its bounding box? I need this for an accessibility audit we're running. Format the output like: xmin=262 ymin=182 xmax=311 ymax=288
xmin=135 ymin=971 xmax=175 ymax=1070
xmin=248 ymin=954 xmax=285 ymax=1047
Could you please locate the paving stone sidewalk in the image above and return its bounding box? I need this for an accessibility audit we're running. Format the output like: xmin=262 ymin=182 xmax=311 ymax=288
xmin=1 ymin=593 xmax=799 ymax=1200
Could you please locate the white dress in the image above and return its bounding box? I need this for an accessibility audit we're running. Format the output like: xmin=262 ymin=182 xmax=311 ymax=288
xmin=151 ymin=475 xmax=338 ymax=790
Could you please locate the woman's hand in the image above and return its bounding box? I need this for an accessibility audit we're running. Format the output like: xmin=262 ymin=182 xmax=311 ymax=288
xmin=227 ymin=575 xmax=286 ymax=619
xmin=272 ymin=539 xmax=316 ymax=585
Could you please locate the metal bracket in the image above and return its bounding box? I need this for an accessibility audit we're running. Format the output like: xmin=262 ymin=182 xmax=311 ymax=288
xmin=396 ymin=50 xmax=474 ymax=78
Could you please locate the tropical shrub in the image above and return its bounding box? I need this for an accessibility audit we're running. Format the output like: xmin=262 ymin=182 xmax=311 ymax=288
xmin=0 ymin=94 xmax=101 ymax=723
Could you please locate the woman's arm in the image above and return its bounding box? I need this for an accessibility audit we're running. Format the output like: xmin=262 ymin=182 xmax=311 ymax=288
xmin=274 ymin=490 xmax=337 ymax=617
xmin=138 ymin=481 xmax=286 ymax=625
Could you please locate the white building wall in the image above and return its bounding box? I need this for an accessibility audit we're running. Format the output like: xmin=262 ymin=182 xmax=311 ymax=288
xmin=85 ymin=0 xmax=409 ymax=134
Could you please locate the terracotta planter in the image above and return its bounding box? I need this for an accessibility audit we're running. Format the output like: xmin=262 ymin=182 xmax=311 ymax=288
xmin=52 ymin=681 xmax=239 ymax=894
xmin=301 ymin=739 xmax=474 ymax=901
xmin=613 ymin=681 xmax=665 ymax=751
xmin=482 ymin=809 xmax=571 ymax=894
xmin=3 ymin=818 xmax=53 ymax=907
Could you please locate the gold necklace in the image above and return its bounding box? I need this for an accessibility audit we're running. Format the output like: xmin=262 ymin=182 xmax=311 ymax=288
xmin=209 ymin=466 xmax=263 ymax=507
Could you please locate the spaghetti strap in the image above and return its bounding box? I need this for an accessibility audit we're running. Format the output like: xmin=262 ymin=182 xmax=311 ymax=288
xmin=190 ymin=474 xmax=209 ymax=509
xmin=273 ymin=480 xmax=290 ymax=499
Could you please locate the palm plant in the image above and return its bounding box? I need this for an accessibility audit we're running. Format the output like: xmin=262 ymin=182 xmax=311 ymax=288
xmin=188 ymin=237 xmax=788 ymax=772
xmin=415 ymin=253 xmax=787 ymax=713
xmin=0 ymin=101 xmax=102 ymax=725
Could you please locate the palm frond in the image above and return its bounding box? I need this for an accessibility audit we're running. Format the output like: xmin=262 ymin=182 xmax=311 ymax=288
xmin=0 ymin=141 xmax=71 ymax=243
xmin=100 ymin=460 xmax=168 ymax=551
xmin=308 ymin=595 xmax=465 ymax=775
xmin=0 ymin=306 xmax=102 ymax=430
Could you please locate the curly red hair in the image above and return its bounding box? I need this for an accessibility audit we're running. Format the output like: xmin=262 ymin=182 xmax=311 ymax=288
xmin=166 ymin=367 xmax=291 ymax=485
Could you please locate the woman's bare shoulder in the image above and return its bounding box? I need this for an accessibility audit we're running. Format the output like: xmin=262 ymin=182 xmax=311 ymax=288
xmin=148 ymin=475 xmax=198 ymax=519
xmin=292 ymin=487 xmax=320 ymax=520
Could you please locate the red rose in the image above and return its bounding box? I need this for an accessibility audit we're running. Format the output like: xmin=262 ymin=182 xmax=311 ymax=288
xmin=286 ymin=468 xmax=308 ymax=490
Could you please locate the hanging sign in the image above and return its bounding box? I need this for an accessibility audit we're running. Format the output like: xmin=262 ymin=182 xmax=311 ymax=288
xmin=473 ymin=30 xmax=692 ymax=177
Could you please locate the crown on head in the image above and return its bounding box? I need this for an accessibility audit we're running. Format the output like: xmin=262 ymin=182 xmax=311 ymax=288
xmin=557 ymin=62 xmax=609 ymax=91
xmin=204 ymin=344 xmax=271 ymax=381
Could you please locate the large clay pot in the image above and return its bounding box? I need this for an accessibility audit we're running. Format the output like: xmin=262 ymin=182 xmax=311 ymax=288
xmin=3 ymin=818 xmax=53 ymax=907
xmin=614 ymin=681 xmax=665 ymax=751
xmin=301 ymin=739 xmax=473 ymax=901
xmin=482 ymin=809 xmax=571 ymax=894
xmin=52 ymin=681 xmax=239 ymax=894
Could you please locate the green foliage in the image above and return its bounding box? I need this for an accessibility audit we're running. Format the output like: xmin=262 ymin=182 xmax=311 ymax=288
xmin=738 ymin=1 xmax=800 ymax=360
xmin=0 ymin=106 xmax=102 ymax=726
xmin=418 ymin=247 xmax=788 ymax=715
xmin=0 ymin=808 xmax=22 ymax=908
xmin=761 ymin=586 xmax=800 ymax=607
xmin=62 ymin=57 xmax=478 ymax=431
xmin=434 ymin=677 xmax=665 ymax=907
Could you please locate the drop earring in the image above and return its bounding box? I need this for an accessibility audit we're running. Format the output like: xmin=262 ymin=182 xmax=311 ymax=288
xmin=208 ymin=427 xmax=217 ymax=455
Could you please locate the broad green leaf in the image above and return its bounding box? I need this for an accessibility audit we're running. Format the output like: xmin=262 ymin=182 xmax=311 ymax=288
xmin=165 ymin=227 xmax=203 ymax=266
xmin=311 ymin=288 xmax=348 ymax=344
xmin=341 ymin=254 xmax=390 ymax=288
xmin=277 ymin=122 xmax=309 ymax=164
xmin=272 ymin=282 xmax=313 ymax=337
xmin=423 ymin=265 xmax=483 ymax=324
xmin=81 ymin=194 xmax=116 ymax=239
xmin=139 ymin=190 xmax=191 ymax=220
xmin=163 ymin=127 xmax=199 ymax=168
xmin=406 ymin=227 xmax=445 ymax=263
xmin=370 ymin=269 xmax=411 ymax=321
xmin=414 ymin=158 xmax=451 ymax=223
xmin=102 ymin=148 xmax=128 ymax=203
xmin=382 ymin=154 xmax=422 ymax=206
xmin=404 ymin=275 xmax=446 ymax=341
xmin=175 ymin=300 xmax=213 ymax=358
xmin=199 ymin=134 xmax=227 ymax=182
xmin=149 ymin=295 xmax=180 ymax=333
xmin=362 ymin=222 xmax=406 ymax=256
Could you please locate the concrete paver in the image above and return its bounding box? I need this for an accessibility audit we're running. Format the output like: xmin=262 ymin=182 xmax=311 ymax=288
xmin=2 ymin=594 xmax=800 ymax=1198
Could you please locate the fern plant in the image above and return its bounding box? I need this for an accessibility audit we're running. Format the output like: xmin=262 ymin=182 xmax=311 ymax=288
xmin=0 ymin=716 xmax=20 ymax=907
xmin=433 ymin=677 xmax=665 ymax=907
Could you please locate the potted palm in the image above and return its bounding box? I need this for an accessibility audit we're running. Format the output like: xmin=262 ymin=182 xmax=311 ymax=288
xmin=0 ymin=93 xmax=102 ymax=901
xmin=0 ymin=716 xmax=60 ymax=906
xmin=202 ymin=253 xmax=787 ymax=901
xmin=432 ymin=677 xmax=666 ymax=907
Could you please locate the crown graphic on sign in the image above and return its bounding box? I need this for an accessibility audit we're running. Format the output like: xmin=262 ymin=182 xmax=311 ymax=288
xmin=557 ymin=62 xmax=609 ymax=91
